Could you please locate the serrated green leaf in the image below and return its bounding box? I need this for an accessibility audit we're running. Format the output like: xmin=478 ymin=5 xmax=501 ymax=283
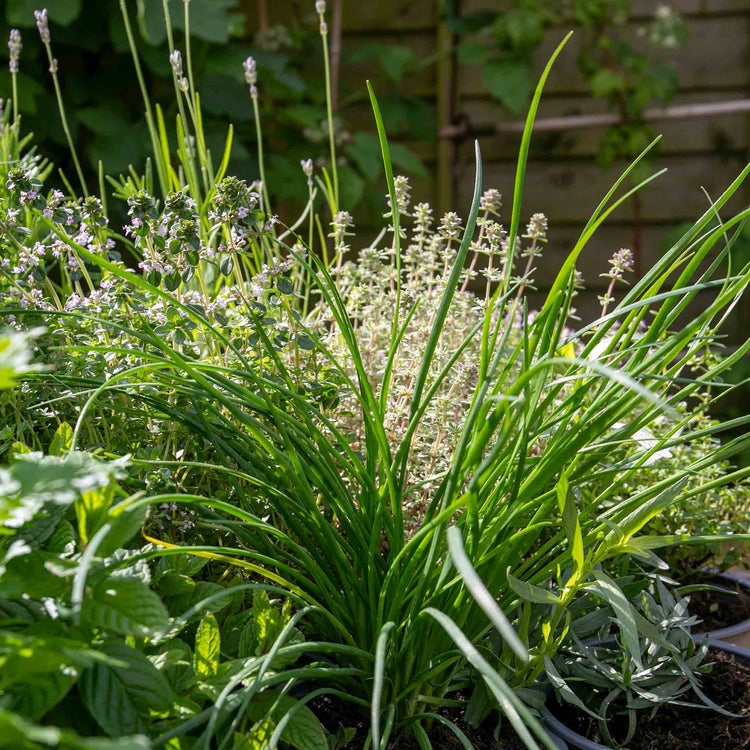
xmin=247 ymin=692 xmax=327 ymax=750
xmin=44 ymin=519 xmax=76 ymax=555
xmin=194 ymin=612 xmax=220 ymax=678
xmin=80 ymin=642 xmax=172 ymax=738
xmin=82 ymin=579 xmax=169 ymax=638
xmin=3 ymin=668 xmax=75 ymax=722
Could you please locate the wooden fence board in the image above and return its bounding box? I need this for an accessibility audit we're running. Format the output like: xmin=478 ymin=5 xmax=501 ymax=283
xmin=458 ymin=91 xmax=750 ymax=159
xmin=462 ymin=1 xmax=750 ymax=21
xmin=455 ymin=153 xmax=749 ymax=223
xmin=240 ymin=0 xmax=436 ymax=32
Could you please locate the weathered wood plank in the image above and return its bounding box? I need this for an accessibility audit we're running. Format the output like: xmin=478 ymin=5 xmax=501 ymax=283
xmin=342 ymin=0 xmax=436 ymax=32
xmin=455 ymin=153 xmax=748 ymax=223
xmin=239 ymin=0 xmax=436 ymax=32
xmin=462 ymin=1 xmax=750 ymax=21
xmin=458 ymin=91 xmax=750 ymax=159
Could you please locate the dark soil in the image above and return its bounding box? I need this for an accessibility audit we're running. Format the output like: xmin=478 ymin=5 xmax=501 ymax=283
xmin=689 ymin=578 xmax=750 ymax=632
xmin=558 ymin=650 xmax=750 ymax=749
xmin=308 ymin=693 xmax=528 ymax=749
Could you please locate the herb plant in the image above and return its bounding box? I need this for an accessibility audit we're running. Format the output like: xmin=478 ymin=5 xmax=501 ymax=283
xmin=1 ymin=3 xmax=749 ymax=749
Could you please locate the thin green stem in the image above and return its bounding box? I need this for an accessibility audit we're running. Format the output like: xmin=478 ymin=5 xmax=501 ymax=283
xmin=42 ymin=46 xmax=87 ymax=196
xmin=250 ymin=93 xmax=271 ymax=217
xmin=119 ymin=0 xmax=169 ymax=195
xmin=318 ymin=11 xmax=339 ymax=210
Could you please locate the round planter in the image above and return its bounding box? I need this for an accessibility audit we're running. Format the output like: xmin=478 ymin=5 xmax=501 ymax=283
xmin=704 ymin=572 xmax=750 ymax=647
xmin=541 ymin=640 xmax=750 ymax=750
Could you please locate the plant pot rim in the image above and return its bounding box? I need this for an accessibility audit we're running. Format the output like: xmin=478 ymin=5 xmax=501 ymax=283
xmin=696 ymin=571 xmax=750 ymax=643
xmin=541 ymin=639 xmax=750 ymax=750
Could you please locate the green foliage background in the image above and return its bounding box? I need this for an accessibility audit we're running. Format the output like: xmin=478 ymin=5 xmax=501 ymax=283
xmin=0 ymin=0 xmax=431 ymax=226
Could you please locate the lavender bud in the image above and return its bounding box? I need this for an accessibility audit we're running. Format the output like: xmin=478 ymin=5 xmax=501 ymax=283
xmin=8 ymin=30 xmax=22 ymax=74
xmin=301 ymin=158 xmax=314 ymax=185
xmin=243 ymin=56 xmax=257 ymax=85
xmin=48 ymin=58 xmax=58 ymax=74
xmin=169 ymin=50 xmax=183 ymax=78
xmin=315 ymin=1 xmax=326 ymax=14
xmin=34 ymin=9 xmax=50 ymax=44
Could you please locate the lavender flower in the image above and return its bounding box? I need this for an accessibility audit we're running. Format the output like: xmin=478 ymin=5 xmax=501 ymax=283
xmin=34 ymin=9 xmax=50 ymax=44
xmin=243 ymin=56 xmax=257 ymax=85
xmin=8 ymin=30 xmax=21 ymax=74
xmin=169 ymin=50 xmax=189 ymax=92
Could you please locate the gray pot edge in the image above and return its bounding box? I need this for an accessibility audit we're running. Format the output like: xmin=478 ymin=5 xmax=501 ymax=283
xmin=705 ymin=572 xmax=750 ymax=644
xmin=541 ymin=639 xmax=750 ymax=750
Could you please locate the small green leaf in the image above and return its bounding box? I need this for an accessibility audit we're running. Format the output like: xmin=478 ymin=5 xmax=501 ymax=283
xmin=506 ymin=569 xmax=561 ymax=605
xmin=248 ymin=692 xmax=327 ymax=750
xmin=389 ymin=143 xmax=427 ymax=177
xmin=194 ymin=612 xmax=220 ymax=678
xmin=482 ymin=60 xmax=532 ymax=114
xmin=76 ymin=484 xmax=115 ymax=546
xmin=557 ymin=471 xmax=584 ymax=572
xmin=588 ymin=571 xmax=643 ymax=671
xmin=82 ymin=579 xmax=169 ymax=638
xmin=296 ymin=335 xmax=315 ymax=351
xmin=276 ymin=277 xmax=294 ymax=295
xmin=49 ymin=423 xmax=73 ymax=457
xmin=97 ymin=504 xmax=149 ymax=558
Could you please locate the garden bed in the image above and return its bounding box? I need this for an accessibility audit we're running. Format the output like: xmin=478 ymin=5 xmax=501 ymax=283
xmin=311 ymin=693 xmax=537 ymax=749
xmin=546 ymin=646 xmax=750 ymax=749
xmin=690 ymin=574 xmax=750 ymax=635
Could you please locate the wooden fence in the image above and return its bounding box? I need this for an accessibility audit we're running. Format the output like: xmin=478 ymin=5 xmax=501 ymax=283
xmin=243 ymin=0 xmax=750 ymax=340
